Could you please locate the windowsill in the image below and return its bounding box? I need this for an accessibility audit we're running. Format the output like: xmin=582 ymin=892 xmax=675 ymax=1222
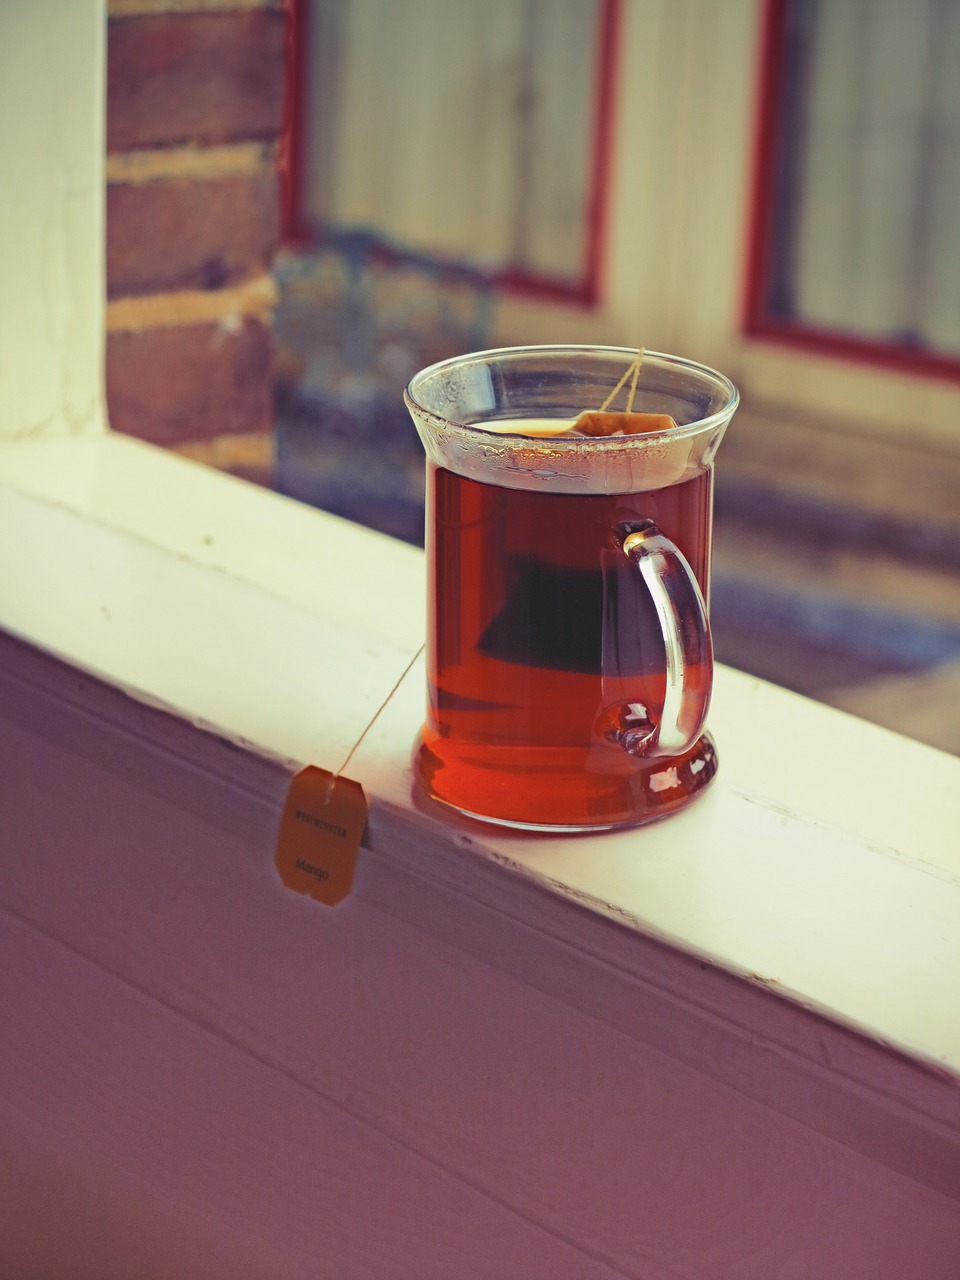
xmin=2 ymin=428 xmax=959 ymax=1202
xmin=0 ymin=431 xmax=425 ymax=767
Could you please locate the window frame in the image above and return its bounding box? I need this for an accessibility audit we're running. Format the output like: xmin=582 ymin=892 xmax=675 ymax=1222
xmin=742 ymin=0 xmax=960 ymax=387
xmin=282 ymin=0 xmax=623 ymax=309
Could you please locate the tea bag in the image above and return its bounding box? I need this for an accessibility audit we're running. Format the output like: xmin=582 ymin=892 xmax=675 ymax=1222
xmin=574 ymin=348 xmax=678 ymax=437
xmin=476 ymin=351 xmax=684 ymax=673
xmin=575 ymin=410 xmax=677 ymax=437
xmin=477 ymin=550 xmax=664 ymax=675
xmin=478 ymin=558 xmax=604 ymax=672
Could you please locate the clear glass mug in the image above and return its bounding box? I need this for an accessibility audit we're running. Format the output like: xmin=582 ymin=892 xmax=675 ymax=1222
xmin=404 ymin=345 xmax=738 ymax=831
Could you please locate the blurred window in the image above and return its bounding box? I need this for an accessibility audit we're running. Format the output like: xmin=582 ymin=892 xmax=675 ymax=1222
xmin=746 ymin=0 xmax=960 ymax=375
xmin=299 ymin=0 xmax=616 ymax=301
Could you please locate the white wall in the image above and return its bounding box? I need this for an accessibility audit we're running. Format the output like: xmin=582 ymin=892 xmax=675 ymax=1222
xmin=0 ymin=0 xmax=105 ymax=439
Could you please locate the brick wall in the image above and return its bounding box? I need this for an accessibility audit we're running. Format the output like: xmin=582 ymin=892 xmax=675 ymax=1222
xmin=105 ymin=0 xmax=287 ymax=485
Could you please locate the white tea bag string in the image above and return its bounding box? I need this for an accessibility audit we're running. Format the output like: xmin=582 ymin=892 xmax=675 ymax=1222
xmin=599 ymin=348 xmax=645 ymax=413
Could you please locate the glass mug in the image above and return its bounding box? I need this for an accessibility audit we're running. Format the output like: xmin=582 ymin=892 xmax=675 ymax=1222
xmin=404 ymin=345 xmax=738 ymax=831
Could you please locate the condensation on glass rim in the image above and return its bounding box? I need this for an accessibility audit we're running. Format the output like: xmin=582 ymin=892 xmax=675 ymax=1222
xmin=404 ymin=345 xmax=739 ymax=495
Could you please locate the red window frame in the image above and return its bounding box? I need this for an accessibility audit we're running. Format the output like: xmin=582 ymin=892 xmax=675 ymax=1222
xmin=279 ymin=0 xmax=311 ymax=249
xmin=742 ymin=0 xmax=960 ymax=384
xmin=279 ymin=0 xmax=621 ymax=309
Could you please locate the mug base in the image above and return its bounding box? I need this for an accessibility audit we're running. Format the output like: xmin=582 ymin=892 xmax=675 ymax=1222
xmin=414 ymin=730 xmax=718 ymax=833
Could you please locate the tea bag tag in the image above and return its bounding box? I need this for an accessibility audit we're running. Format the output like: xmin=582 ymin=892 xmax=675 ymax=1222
xmin=275 ymin=766 xmax=368 ymax=906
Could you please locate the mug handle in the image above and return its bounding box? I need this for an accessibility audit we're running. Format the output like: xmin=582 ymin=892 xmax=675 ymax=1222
xmin=603 ymin=520 xmax=713 ymax=759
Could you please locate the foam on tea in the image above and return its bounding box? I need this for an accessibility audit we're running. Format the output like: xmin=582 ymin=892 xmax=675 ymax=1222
xmin=475 ymin=412 xmax=679 ymax=438
xmin=475 ymin=418 xmax=578 ymax=437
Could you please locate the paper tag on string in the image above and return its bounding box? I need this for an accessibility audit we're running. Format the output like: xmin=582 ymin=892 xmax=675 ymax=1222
xmin=273 ymin=644 xmax=423 ymax=906
xmin=275 ymin=766 xmax=368 ymax=906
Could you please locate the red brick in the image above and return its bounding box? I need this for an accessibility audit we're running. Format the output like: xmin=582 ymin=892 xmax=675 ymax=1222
xmin=107 ymin=169 xmax=279 ymax=298
xmin=107 ymin=10 xmax=286 ymax=151
xmin=106 ymin=318 xmax=274 ymax=445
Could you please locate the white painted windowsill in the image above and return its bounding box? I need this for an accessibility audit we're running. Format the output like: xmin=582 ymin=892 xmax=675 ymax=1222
xmin=2 ymin=432 xmax=959 ymax=1202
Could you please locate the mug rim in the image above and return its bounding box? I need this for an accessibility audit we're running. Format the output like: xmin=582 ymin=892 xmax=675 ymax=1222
xmin=404 ymin=343 xmax=739 ymax=446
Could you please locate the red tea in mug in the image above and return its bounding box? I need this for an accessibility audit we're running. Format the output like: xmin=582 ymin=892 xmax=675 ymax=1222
xmin=406 ymin=348 xmax=737 ymax=830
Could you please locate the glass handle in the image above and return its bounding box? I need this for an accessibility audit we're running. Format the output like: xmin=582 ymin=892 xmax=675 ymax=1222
xmin=604 ymin=521 xmax=713 ymax=759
